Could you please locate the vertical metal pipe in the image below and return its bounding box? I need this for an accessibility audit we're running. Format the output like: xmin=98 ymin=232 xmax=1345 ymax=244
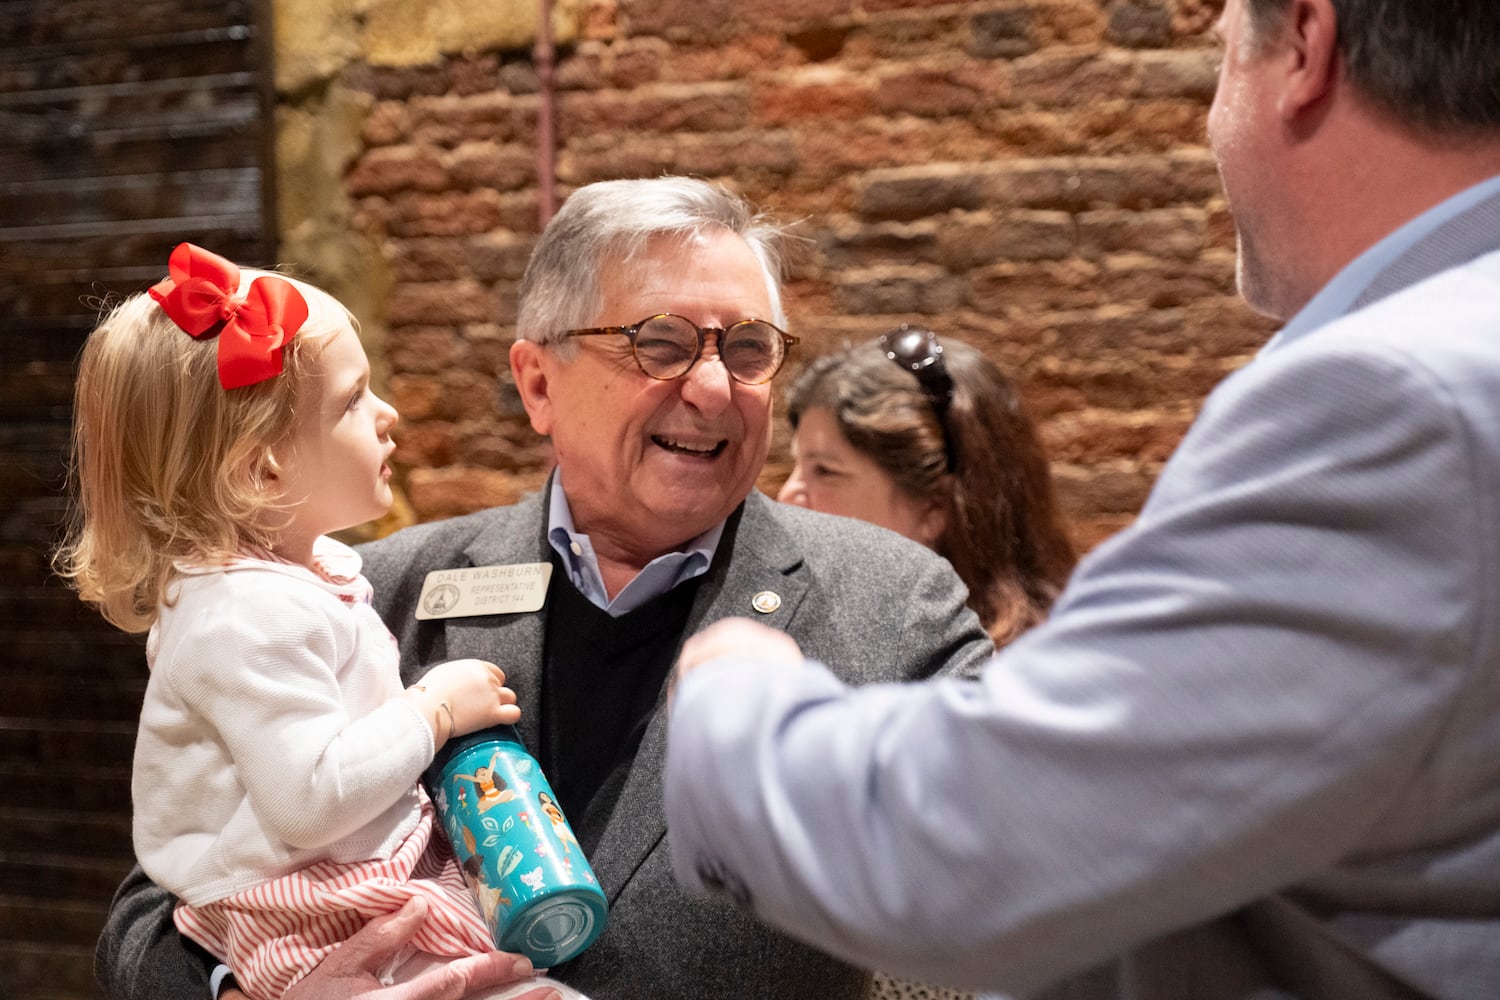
xmin=251 ymin=0 xmax=279 ymax=262
xmin=534 ymin=0 xmax=558 ymax=228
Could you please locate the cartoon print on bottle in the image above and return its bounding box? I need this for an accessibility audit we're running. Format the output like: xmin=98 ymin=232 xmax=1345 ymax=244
xmin=539 ymin=791 xmax=580 ymax=849
xmin=450 ymin=749 xmax=519 ymax=812
xmin=427 ymin=725 xmax=608 ymax=966
xmin=462 ymin=851 xmax=513 ymax=927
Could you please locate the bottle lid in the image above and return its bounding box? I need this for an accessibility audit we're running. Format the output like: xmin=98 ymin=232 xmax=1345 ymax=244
xmin=427 ymin=723 xmax=527 ymax=778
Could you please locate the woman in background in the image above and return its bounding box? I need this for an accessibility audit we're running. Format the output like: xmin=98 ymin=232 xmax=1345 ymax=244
xmin=780 ymin=327 xmax=1076 ymax=999
xmin=779 ymin=326 xmax=1076 ymax=646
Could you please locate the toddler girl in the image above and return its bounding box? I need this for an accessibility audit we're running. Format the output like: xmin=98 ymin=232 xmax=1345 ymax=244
xmin=57 ymin=243 xmax=574 ymax=1000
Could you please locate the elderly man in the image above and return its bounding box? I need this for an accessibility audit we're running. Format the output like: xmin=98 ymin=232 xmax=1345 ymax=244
xmin=96 ymin=177 xmax=993 ymax=1000
xmin=666 ymin=1 xmax=1500 ymax=998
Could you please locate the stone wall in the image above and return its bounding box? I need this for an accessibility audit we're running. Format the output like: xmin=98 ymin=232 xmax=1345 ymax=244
xmin=272 ymin=0 xmax=1272 ymax=549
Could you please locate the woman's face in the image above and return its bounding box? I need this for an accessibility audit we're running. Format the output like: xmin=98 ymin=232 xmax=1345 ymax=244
xmin=777 ymin=406 xmax=945 ymax=547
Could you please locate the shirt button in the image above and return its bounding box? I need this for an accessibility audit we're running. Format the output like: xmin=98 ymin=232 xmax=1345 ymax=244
xmin=570 ymin=541 xmax=583 ymax=556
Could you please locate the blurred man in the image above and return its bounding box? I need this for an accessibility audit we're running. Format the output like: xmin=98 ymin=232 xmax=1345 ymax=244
xmin=667 ymin=2 xmax=1500 ymax=996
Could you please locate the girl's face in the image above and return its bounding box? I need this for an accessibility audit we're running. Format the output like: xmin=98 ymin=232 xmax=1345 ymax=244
xmin=777 ymin=406 xmax=945 ymax=548
xmin=271 ymin=325 xmax=399 ymax=565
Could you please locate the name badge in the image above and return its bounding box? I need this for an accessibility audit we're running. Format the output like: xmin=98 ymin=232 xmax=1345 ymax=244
xmin=416 ymin=563 xmax=553 ymax=620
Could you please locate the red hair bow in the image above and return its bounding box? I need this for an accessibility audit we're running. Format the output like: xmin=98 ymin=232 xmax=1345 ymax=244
xmin=147 ymin=243 xmax=309 ymax=390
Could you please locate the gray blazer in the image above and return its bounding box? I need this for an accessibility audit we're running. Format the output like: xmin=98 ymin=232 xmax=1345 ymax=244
xmin=97 ymin=488 xmax=993 ymax=1000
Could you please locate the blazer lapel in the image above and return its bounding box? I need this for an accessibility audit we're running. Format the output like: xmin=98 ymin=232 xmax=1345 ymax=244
xmin=585 ymin=492 xmax=811 ymax=902
xmin=442 ymin=490 xmax=552 ymax=750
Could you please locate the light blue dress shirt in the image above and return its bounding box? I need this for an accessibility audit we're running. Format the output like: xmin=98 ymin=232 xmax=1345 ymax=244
xmin=1268 ymin=172 xmax=1500 ymax=351
xmin=546 ymin=479 xmax=725 ymax=616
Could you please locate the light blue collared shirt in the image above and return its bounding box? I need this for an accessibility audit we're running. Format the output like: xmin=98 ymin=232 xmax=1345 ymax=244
xmin=546 ymin=478 xmax=725 ymax=617
xmin=1266 ymin=173 xmax=1500 ymax=354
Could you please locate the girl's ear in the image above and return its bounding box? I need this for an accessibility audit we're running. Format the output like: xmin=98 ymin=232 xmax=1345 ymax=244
xmin=248 ymin=446 xmax=281 ymax=492
xmin=257 ymin=447 xmax=279 ymax=483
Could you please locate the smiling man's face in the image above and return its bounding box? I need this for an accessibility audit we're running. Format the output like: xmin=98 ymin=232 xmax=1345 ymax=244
xmin=513 ymin=227 xmax=777 ymax=563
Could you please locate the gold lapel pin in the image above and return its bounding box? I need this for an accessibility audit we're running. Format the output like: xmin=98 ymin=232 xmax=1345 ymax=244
xmin=751 ymin=591 xmax=782 ymax=614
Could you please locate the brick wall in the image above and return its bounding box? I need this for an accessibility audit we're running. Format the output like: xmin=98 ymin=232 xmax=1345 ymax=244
xmin=277 ymin=0 xmax=1274 ymax=550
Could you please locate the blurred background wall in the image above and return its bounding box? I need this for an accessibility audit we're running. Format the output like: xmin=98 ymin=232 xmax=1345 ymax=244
xmin=272 ymin=0 xmax=1270 ymax=547
xmin=2 ymin=3 xmax=276 ymax=995
xmin=1 ymin=1 xmax=1262 ymax=996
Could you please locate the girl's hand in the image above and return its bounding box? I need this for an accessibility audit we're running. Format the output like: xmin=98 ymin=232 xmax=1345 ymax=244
xmin=404 ymin=659 xmax=519 ymax=748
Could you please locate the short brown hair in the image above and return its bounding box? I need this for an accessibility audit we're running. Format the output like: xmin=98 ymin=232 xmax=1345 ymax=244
xmin=1245 ymin=0 xmax=1500 ymax=133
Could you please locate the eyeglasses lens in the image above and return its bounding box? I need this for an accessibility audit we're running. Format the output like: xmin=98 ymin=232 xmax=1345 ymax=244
xmin=634 ymin=316 xmax=700 ymax=379
xmin=635 ymin=316 xmax=785 ymax=384
xmin=721 ymin=321 xmax=783 ymax=384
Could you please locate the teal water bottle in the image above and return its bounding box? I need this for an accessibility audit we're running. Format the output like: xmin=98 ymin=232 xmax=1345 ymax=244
xmin=426 ymin=725 xmax=608 ymax=966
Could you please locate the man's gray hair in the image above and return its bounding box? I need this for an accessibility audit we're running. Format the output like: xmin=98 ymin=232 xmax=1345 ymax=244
xmin=1245 ymin=0 xmax=1500 ymax=133
xmin=516 ymin=177 xmax=792 ymax=348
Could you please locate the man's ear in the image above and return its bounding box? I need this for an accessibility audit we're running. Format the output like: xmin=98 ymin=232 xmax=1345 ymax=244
xmin=1278 ymin=0 xmax=1340 ymax=121
xmin=510 ymin=339 xmax=554 ymax=437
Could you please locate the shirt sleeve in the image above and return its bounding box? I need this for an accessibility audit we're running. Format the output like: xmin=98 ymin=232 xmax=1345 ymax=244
xmin=158 ymin=584 xmax=432 ymax=850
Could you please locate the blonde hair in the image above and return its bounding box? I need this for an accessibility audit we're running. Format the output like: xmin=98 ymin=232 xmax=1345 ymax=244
xmin=54 ymin=267 xmax=354 ymax=634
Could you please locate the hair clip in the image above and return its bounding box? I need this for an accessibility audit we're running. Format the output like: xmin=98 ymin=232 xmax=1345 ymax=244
xmin=147 ymin=243 xmax=308 ymax=390
xmin=880 ymin=324 xmax=957 ymax=473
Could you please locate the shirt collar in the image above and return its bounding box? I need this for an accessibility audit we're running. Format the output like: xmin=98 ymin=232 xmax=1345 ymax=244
xmin=1265 ymin=173 xmax=1500 ymax=354
xmin=545 ymin=478 xmax=726 ymax=617
xmin=171 ymin=536 xmax=373 ymax=604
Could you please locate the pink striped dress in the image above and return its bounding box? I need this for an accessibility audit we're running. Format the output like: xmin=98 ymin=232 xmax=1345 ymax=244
xmin=174 ymin=791 xmax=493 ymax=998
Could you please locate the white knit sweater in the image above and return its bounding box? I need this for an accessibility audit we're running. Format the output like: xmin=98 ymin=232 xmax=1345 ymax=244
xmin=132 ymin=538 xmax=435 ymax=907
